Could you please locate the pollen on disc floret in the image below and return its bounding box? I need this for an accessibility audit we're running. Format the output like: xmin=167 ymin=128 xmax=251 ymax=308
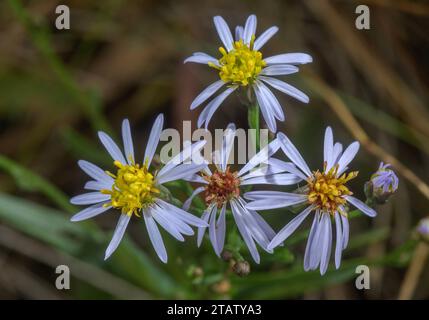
xmin=101 ymin=160 xmax=160 ymax=217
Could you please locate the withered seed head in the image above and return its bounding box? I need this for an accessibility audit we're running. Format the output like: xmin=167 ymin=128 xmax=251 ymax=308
xmin=204 ymin=167 xmax=241 ymax=208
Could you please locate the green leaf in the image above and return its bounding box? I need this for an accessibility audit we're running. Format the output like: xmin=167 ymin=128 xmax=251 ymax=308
xmin=0 ymin=154 xmax=74 ymax=212
xmin=0 ymin=192 xmax=182 ymax=297
xmin=0 ymin=192 xmax=94 ymax=253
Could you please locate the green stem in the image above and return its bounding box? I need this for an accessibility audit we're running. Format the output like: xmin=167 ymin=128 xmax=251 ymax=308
xmin=247 ymin=102 xmax=260 ymax=153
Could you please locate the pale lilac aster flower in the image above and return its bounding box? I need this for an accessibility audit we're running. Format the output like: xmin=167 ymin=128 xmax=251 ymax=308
xmin=371 ymin=162 xmax=399 ymax=193
xmin=183 ymin=123 xmax=301 ymax=263
xmin=417 ymin=217 xmax=429 ymax=242
xmin=245 ymin=127 xmax=377 ymax=274
xmin=184 ymin=14 xmax=312 ymax=132
xmin=70 ymin=114 xmax=208 ymax=262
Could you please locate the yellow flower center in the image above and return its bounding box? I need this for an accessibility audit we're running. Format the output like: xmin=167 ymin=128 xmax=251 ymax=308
xmin=307 ymin=164 xmax=358 ymax=215
xmin=204 ymin=167 xmax=241 ymax=208
xmin=101 ymin=160 xmax=159 ymax=216
xmin=209 ymin=36 xmax=266 ymax=86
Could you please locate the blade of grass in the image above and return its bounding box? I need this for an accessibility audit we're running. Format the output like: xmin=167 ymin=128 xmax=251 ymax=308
xmin=0 ymin=154 xmax=74 ymax=212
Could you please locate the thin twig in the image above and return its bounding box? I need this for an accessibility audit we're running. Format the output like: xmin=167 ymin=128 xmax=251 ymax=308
xmin=398 ymin=242 xmax=429 ymax=299
xmin=304 ymin=0 xmax=429 ymax=140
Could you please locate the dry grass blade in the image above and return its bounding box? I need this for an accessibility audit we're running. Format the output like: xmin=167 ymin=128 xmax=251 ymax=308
xmin=0 ymin=225 xmax=150 ymax=299
xmin=304 ymin=0 xmax=429 ymax=139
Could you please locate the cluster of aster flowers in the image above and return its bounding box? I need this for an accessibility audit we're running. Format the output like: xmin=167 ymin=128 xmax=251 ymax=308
xmin=71 ymin=14 xmax=398 ymax=275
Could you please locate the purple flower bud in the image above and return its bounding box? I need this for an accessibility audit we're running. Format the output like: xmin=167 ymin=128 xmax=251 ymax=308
xmin=371 ymin=162 xmax=399 ymax=193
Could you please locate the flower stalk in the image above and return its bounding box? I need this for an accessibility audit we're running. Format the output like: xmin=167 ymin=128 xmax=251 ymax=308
xmin=247 ymin=102 xmax=260 ymax=153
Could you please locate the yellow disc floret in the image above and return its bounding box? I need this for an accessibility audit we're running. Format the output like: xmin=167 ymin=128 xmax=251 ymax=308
xmin=307 ymin=163 xmax=358 ymax=215
xmin=101 ymin=160 xmax=159 ymax=217
xmin=209 ymin=36 xmax=266 ymax=86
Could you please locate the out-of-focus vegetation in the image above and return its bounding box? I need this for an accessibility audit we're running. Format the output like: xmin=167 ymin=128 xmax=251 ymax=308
xmin=0 ymin=0 xmax=428 ymax=299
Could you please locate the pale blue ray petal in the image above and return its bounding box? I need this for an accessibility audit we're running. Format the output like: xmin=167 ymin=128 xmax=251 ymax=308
xmin=144 ymin=114 xmax=164 ymax=168
xmin=98 ymin=131 xmax=126 ymax=164
xmin=309 ymin=212 xmax=325 ymax=270
xmin=237 ymin=198 xmax=271 ymax=252
xmin=268 ymin=205 xmax=314 ymax=250
xmin=260 ymin=64 xmax=299 ymax=76
xmin=253 ymin=26 xmax=278 ymax=51
xmin=304 ymin=212 xmax=320 ymax=271
xmin=238 ymin=138 xmax=280 ymax=176
xmin=182 ymin=186 xmax=205 ymax=211
xmin=104 ymin=214 xmax=131 ymax=260
xmin=253 ymin=84 xmax=277 ymax=132
xmin=277 ymin=132 xmax=312 ymax=177
xmin=70 ymin=202 xmax=111 ymax=222
xmin=220 ymin=123 xmax=236 ymax=171
xmin=150 ymin=206 xmax=184 ymax=242
xmin=84 ymin=180 xmax=113 ymax=191
xmin=156 ymin=199 xmax=208 ymax=227
xmin=334 ymin=211 xmax=343 ymax=269
xmin=70 ymin=192 xmax=110 ymax=205
xmin=213 ymin=16 xmax=234 ymax=51
xmin=209 ymin=206 xmax=220 ymax=256
xmin=230 ymin=199 xmax=260 ymax=263
xmin=156 ymin=163 xmax=206 ymax=185
xmin=198 ymin=87 xmax=237 ymax=129
xmin=78 ymin=160 xmax=113 ymax=183
xmin=235 ymin=25 xmax=244 ymax=41
xmin=197 ymin=206 xmax=213 ymax=247
xmin=340 ymin=212 xmax=349 ymax=249
xmin=345 ymin=195 xmax=377 ymax=217
xmin=265 ymin=53 xmax=313 ymax=65
xmin=216 ymin=204 xmax=227 ymax=253
xmin=248 ymin=209 xmax=276 ymax=241
xmin=241 ymin=173 xmax=302 ymax=186
xmin=190 ymin=80 xmax=224 ymax=110
xmin=324 ymin=126 xmax=334 ymax=169
xmin=243 ymin=14 xmax=257 ymax=46
xmin=161 ymin=209 xmax=194 ymax=236
xmin=260 ymin=76 xmax=309 ymax=103
xmin=336 ymin=141 xmax=359 ymax=175
xmin=245 ymin=191 xmax=307 ymax=211
xmin=121 ymin=119 xmax=134 ymax=165
xmin=157 ymin=140 xmax=206 ymax=178
xmin=184 ymin=52 xmax=219 ymax=65
xmin=320 ymin=214 xmax=333 ymax=275
xmin=144 ymin=212 xmax=168 ymax=263
xmin=256 ymin=81 xmax=285 ymax=121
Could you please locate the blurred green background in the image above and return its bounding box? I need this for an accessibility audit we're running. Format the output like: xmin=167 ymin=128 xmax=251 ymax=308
xmin=0 ymin=0 xmax=428 ymax=299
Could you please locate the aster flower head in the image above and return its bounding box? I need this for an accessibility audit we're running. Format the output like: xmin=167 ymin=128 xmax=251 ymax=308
xmin=245 ymin=127 xmax=377 ymax=274
xmin=70 ymin=114 xmax=208 ymax=262
xmin=185 ymin=14 xmax=312 ymax=132
xmin=365 ymin=162 xmax=398 ymax=204
xmin=183 ymin=123 xmax=301 ymax=263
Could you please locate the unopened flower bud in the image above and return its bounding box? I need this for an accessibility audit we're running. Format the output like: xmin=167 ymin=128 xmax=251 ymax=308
xmin=221 ymin=250 xmax=234 ymax=262
xmin=232 ymin=260 xmax=250 ymax=277
xmin=365 ymin=162 xmax=398 ymax=204
xmin=417 ymin=217 xmax=429 ymax=243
